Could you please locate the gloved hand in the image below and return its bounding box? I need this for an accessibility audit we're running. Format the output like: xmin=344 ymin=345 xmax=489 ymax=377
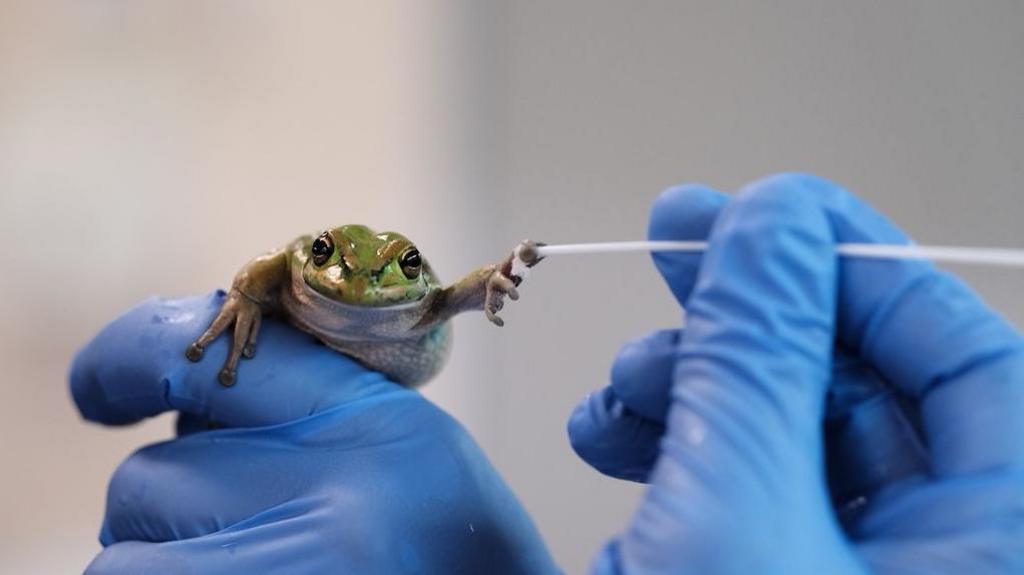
xmin=71 ymin=292 xmax=558 ymax=575
xmin=569 ymin=174 xmax=1024 ymax=574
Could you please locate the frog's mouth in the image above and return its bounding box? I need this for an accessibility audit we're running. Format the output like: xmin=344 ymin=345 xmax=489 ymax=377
xmin=362 ymin=285 xmax=430 ymax=306
xmin=302 ymin=278 xmax=429 ymax=309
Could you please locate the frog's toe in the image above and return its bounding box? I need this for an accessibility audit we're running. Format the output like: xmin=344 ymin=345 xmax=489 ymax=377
xmin=486 ymin=297 xmax=505 ymax=316
xmin=242 ymin=344 xmax=256 ymax=359
xmin=485 ymin=309 xmax=505 ymax=327
xmin=185 ymin=343 xmax=205 ymax=362
xmin=218 ymin=368 xmax=237 ymax=387
xmin=490 ymin=272 xmax=517 ymax=294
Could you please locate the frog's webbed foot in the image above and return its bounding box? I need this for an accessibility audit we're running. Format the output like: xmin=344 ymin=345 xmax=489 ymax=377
xmin=185 ymin=289 xmax=263 ymax=387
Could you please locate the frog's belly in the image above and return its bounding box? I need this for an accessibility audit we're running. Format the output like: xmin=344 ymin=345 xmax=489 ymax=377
xmin=279 ymin=277 xmax=451 ymax=387
xmin=318 ymin=324 xmax=452 ymax=388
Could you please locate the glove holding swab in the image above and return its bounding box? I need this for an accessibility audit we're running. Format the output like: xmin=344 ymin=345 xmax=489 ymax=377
xmin=561 ymin=175 xmax=1024 ymax=575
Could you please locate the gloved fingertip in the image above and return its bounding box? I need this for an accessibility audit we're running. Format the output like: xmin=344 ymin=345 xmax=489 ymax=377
xmin=610 ymin=329 xmax=679 ymax=423
xmin=69 ymin=333 xmax=139 ymax=425
xmin=729 ymin=172 xmax=840 ymax=226
xmin=85 ymin=541 xmax=188 ymax=575
xmin=69 ymin=344 xmax=101 ymax=421
xmin=648 ymin=184 xmax=728 ymax=305
xmin=99 ymin=519 xmax=116 ymax=547
xmin=567 ymin=388 xmax=663 ymax=483
xmin=648 ymin=184 xmax=728 ymax=241
xmin=67 ymin=294 xmax=229 ymax=426
xmin=742 ymin=171 xmax=839 ymax=195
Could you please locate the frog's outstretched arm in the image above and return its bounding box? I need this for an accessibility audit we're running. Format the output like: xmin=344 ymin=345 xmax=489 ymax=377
xmin=418 ymin=240 xmax=544 ymax=328
xmin=185 ymin=249 xmax=288 ymax=386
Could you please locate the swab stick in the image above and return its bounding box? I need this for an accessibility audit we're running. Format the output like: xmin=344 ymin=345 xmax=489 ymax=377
xmin=532 ymin=241 xmax=1024 ymax=269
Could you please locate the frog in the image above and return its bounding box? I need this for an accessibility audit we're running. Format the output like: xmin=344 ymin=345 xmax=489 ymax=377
xmin=185 ymin=225 xmax=543 ymax=388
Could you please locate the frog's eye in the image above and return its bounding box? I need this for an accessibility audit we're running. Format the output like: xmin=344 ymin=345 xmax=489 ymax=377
xmin=311 ymin=233 xmax=334 ymax=266
xmin=399 ymin=248 xmax=421 ymax=279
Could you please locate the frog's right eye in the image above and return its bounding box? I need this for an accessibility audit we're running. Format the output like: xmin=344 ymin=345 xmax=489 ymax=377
xmin=311 ymin=233 xmax=334 ymax=266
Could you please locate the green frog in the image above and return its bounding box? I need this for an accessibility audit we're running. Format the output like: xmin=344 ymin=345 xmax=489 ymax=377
xmin=185 ymin=225 xmax=543 ymax=388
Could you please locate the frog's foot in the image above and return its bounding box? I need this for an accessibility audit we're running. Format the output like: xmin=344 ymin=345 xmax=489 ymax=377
xmin=484 ymin=270 xmax=519 ymax=327
xmin=185 ymin=289 xmax=263 ymax=387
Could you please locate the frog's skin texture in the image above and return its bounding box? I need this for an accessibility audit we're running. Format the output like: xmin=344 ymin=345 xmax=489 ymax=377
xmin=185 ymin=225 xmax=542 ymax=387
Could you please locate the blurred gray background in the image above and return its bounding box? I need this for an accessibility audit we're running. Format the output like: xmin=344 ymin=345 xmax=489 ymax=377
xmin=2 ymin=1 xmax=1022 ymax=573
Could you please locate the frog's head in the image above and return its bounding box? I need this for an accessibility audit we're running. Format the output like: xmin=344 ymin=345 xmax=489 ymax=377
xmin=302 ymin=225 xmax=437 ymax=306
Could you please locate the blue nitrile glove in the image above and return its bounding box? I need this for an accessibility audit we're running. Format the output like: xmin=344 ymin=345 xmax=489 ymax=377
xmin=569 ymin=174 xmax=1024 ymax=574
xmin=71 ymin=292 xmax=558 ymax=575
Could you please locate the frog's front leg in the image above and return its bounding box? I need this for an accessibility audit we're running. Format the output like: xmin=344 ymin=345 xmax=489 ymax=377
xmin=186 ymin=249 xmax=288 ymax=387
xmin=420 ymin=240 xmax=544 ymax=328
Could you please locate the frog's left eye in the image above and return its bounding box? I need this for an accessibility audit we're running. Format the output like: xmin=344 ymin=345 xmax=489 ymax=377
xmin=311 ymin=233 xmax=334 ymax=266
xmin=400 ymin=248 xmax=421 ymax=279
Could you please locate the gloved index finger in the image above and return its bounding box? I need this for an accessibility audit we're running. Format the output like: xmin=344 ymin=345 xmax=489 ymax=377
xmin=70 ymin=292 xmax=396 ymax=428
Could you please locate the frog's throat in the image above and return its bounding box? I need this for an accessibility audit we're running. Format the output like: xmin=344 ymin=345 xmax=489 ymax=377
xmin=280 ymin=273 xmax=434 ymax=343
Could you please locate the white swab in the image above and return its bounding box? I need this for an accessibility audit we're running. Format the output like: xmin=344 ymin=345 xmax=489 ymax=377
xmin=533 ymin=241 xmax=1024 ymax=269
